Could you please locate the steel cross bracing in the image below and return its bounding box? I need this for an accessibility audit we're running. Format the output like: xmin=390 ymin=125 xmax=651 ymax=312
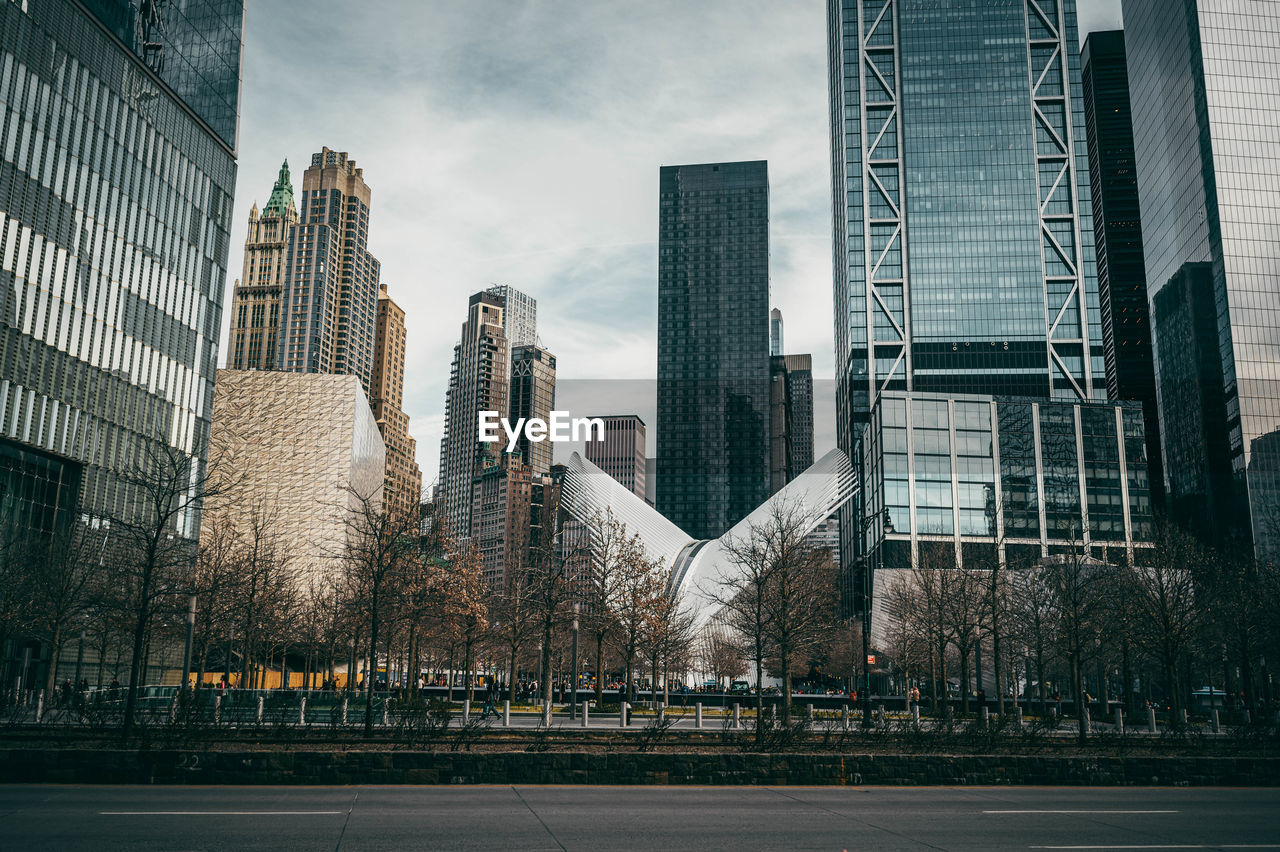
xmin=1026 ymin=0 xmax=1093 ymax=400
xmin=859 ymin=0 xmax=910 ymax=408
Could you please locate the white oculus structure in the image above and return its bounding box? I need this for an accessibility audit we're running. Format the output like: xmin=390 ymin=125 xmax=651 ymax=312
xmin=560 ymin=448 xmax=858 ymax=632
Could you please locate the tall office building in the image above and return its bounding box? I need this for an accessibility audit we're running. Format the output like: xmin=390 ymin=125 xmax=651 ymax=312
xmin=439 ymin=290 xmax=509 ymax=539
xmin=277 ymin=148 xmax=381 ymax=397
xmin=372 ymin=283 xmax=421 ymax=522
xmin=770 ymin=308 xmax=784 ymax=357
xmin=487 ymin=284 xmax=537 ymax=348
xmin=828 ymin=1 xmax=1141 ymax=587
xmin=229 ymin=162 xmax=296 ymax=371
xmin=1082 ymin=30 xmax=1164 ymax=511
xmin=770 ymin=354 xmax=815 ymax=494
xmin=584 ymin=415 xmax=647 ymax=498
xmin=0 ymin=0 xmax=242 ymax=541
xmin=656 ymin=161 xmax=771 ymax=540
xmin=508 ymin=344 xmax=556 ymax=475
xmin=1125 ymin=0 xmax=1280 ymax=559
xmin=470 ymin=452 xmax=535 ymax=587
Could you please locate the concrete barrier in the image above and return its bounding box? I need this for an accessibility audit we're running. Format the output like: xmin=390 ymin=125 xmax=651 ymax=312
xmin=620 ymin=702 xmax=629 ymax=728
xmin=581 ymin=702 xmax=589 ymax=728
xmin=695 ymin=703 xmax=703 ymax=730
xmin=732 ymin=704 xmax=740 ymax=730
xmin=7 ymin=750 xmax=1277 ymax=787
xmin=1148 ymin=707 xmax=1157 ymax=733
xmin=502 ymin=701 xmax=510 ymax=728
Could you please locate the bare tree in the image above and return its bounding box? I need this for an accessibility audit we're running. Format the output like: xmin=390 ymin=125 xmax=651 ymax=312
xmin=1126 ymin=523 xmax=1204 ymax=717
xmin=581 ymin=509 xmax=639 ymax=706
xmin=1043 ymin=535 xmax=1115 ymax=742
xmin=31 ymin=518 xmax=106 ymax=707
xmin=438 ymin=542 xmax=489 ymax=703
xmin=111 ymin=438 xmax=232 ymax=740
xmin=338 ymin=483 xmax=420 ymax=735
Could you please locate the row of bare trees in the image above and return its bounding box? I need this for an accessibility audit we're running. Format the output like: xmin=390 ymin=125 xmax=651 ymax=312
xmin=882 ymin=522 xmax=1280 ymax=740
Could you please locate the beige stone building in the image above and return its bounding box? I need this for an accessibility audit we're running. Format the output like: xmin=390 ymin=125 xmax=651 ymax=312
xmin=229 ymin=161 xmax=296 ymax=371
xmin=205 ymin=370 xmax=386 ymax=587
xmin=372 ymin=283 xmax=422 ymax=522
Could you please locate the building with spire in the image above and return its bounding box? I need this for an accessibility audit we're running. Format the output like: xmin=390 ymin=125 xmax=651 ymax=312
xmin=230 ymin=161 xmax=297 ymax=371
xmin=277 ymin=148 xmax=381 ymax=398
xmin=372 ymin=283 xmax=422 ymax=521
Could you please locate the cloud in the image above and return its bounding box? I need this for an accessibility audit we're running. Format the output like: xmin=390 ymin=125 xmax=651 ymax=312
xmin=224 ymin=0 xmax=1123 ymax=487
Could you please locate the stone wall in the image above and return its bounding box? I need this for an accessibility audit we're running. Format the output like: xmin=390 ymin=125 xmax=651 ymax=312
xmin=2 ymin=750 xmax=1277 ymax=786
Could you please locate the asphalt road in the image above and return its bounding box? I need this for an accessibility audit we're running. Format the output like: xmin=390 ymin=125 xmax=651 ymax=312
xmin=1 ymin=785 xmax=1277 ymax=851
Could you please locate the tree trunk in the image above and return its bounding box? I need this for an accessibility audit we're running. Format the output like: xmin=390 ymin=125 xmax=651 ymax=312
xmin=43 ymin=622 xmax=63 ymax=713
xmin=959 ymin=642 xmax=971 ymax=715
xmin=594 ymin=633 xmax=605 ymax=706
xmin=363 ymin=586 xmax=380 ymax=737
xmin=121 ymin=561 xmax=155 ymax=741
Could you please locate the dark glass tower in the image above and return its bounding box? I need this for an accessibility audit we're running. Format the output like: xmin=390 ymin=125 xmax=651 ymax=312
xmin=656 ymin=161 xmax=770 ymax=540
xmin=0 ymin=0 xmax=241 ymax=540
xmin=1126 ymin=0 xmax=1280 ymax=559
xmin=1082 ymin=30 xmax=1164 ymax=511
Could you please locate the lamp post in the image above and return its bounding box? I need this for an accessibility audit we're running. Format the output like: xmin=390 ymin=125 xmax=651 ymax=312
xmin=860 ymin=508 xmax=893 ymax=729
xmin=570 ymin=602 xmax=580 ymax=719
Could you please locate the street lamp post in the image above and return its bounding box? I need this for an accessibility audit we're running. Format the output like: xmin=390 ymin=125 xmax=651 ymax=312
xmin=860 ymin=509 xmax=893 ymax=729
xmin=570 ymin=603 xmax=580 ymax=720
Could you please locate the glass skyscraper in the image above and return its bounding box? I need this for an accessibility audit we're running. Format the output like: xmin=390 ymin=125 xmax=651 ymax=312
xmin=1082 ymin=29 xmax=1164 ymax=511
xmin=1125 ymin=0 xmax=1280 ymax=560
xmin=828 ymin=0 xmax=1124 ymax=591
xmin=0 ymin=0 xmax=241 ymax=540
xmin=656 ymin=161 xmax=770 ymax=541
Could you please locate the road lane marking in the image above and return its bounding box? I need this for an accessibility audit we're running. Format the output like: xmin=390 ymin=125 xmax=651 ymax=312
xmin=986 ymin=810 xmax=1177 ymax=814
xmin=100 ymin=811 xmax=344 ymax=816
xmin=1029 ymin=839 xmax=1280 ymax=844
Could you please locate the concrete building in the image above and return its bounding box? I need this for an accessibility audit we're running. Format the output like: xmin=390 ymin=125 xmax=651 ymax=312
xmin=439 ymin=291 xmax=509 ymax=539
xmin=205 ymin=371 xmax=385 ymax=587
xmin=470 ymin=453 xmax=535 ymax=587
xmin=509 ymin=345 xmax=556 ymax=475
xmin=584 ymin=415 xmax=647 ymax=498
xmin=277 ymin=148 xmax=381 ymax=398
xmin=372 ymin=284 xmax=421 ymax=522
xmin=229 ymin=162 xmax=296 ymax=372
xmin=656 ymin=161 xmax=771 ymax=540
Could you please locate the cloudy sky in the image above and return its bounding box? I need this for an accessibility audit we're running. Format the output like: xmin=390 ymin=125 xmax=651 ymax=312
xmin=223 ymin=0 xmax=1124 ymax=487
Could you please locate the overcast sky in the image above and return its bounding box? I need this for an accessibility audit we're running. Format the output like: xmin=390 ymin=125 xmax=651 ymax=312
xmin=223 ymin=0 xmax=1125 ymax=487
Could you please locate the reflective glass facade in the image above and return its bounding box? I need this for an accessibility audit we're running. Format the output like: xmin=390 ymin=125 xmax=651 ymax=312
xmin=1081 ymin=30 xmax=1164 ymax=510
xmin=861 ymin=392 xmax=1151 ymax=570
xmin=828 ymin=0 xmax=1103 ymax=430
xmin=828 ymin=0 xmax=1110 ymax=605
xmin=79 ymin=0 xmax=243 ymax=150
xmin=1126 ymin=0 xmax=1280 ymax=559
xmin=656 ymin=161 xmax=770 ymax=540
xmin=0 ymin=0 xmax=239 ymax=535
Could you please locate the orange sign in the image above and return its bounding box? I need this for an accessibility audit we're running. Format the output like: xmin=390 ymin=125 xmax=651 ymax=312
xmin=866 ymin=655 xmax=876 ymax=665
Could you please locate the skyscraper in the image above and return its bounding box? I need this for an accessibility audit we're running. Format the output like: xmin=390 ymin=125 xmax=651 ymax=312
xmin=770 ymin=308 xmax=784 ymax=357
xmin=828 ymin=1 xmax=1145 ymax=587
xmin=277 ymin=148 xmax=381 ymax=397
xmin=1125 ymin=0 xmax=1280 ymax=559
xmin=230 ymin=162 xmax=296 ymax=372
xmin=1082 ymin=30 xmax=1164 ymax=511
xmin=439 ymin=291 xmax=509 ymax=538
xmin=770 ymin=354 xmax=815 ymax=494
xmin=656 ymin=161 xmax=771 ymax=540
xmin=487 ymin=284 xmax=537 ymax=348
xmin=0 ymin=0 xmax=242 ymax=541
xmin=372 ymin=283 xmax=422 ymax=521
xmin=584 ymin=415 xmax=647 ymax=498
xmin=508 ymin=344 xmax=556 ymax=475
